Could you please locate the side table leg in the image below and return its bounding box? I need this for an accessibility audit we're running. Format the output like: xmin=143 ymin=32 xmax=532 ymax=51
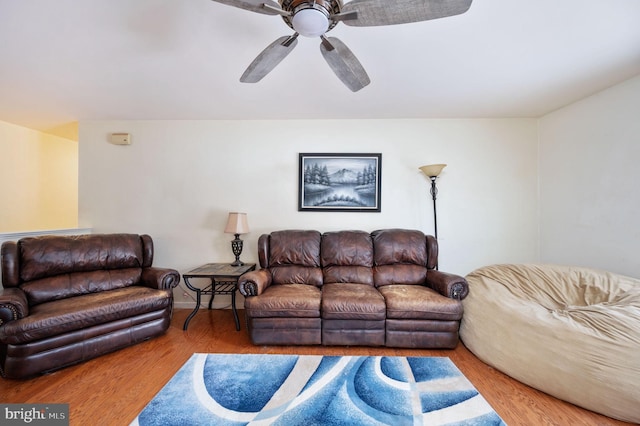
xmin=208 ymin=278 xmax=216 ymax=310
xmin=183 ymin=279 xmax=201 ymax=331
xmin=231 ymin=286 xmax=240 ymax=331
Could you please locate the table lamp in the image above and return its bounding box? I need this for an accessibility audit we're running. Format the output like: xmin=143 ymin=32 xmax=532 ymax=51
xmin=224 ymin=212 xmax=249 ymax=266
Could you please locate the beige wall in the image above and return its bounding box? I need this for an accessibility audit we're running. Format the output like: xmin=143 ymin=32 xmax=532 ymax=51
xmin=0 ymin=121 xmax=78 ymax=232
xmin=79 ymin=118 xmax=540 ymax=308
xmin=4 ymin=74 xmax=638 ymax=307
xmin=539 ymin=74 xmax=640 ymax=278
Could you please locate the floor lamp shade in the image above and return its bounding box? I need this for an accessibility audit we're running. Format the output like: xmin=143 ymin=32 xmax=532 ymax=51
xmin=224 ymin=212 xmax=249 ymax=266
xmin=419 ymin=164 xmax=447 ymax=178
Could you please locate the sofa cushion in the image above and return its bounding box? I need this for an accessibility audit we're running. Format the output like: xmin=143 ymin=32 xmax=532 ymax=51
xmin=372 ymin=229 xmax=428 ymax=266
xmin=268 ymin=230 xmax=322 ymax=286
xmin=19 ymin=234 xmax=145 ymax=282
xmin=20 ymin=268 xmax=142 ymax=306
xmin=271 ymin=266 xmax=324 ymax=287
xmin=372 ymin=229 xmax=429 ymax=287
xmin=374 ymin=264 xmax=428 ymax=287
xmin=321 ymin=283 xmax=386 ymax=321
xmin=244 ymin=284 xmax=321 ymax=318
xmin=323 ymin=266 xmax=374 ymax=286
xmin=321 ymin=231 xmax=373 ymax=267
xmin=379 ymin=285 xmax=463 ymax=321
xmin=268 ymin=230 xmax=321 ymax=267
xmin=0 ymin=286 xmax=172 ymax=345
xmin=321 ymin=231 xmax=374 ymax=285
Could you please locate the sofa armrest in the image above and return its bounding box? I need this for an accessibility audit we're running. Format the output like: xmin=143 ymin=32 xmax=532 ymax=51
xmin=141 ymin=267 xmax=181 ymax=290
xmin=427 ymin=270 xmax=469 ymax=300
xmin=0 ymin=287 xmax=29 ymax=326
xmin=238 ymin=269 xmax=272 ymax=297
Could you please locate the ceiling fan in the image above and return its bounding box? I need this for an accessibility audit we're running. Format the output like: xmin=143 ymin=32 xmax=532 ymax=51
xmin=210 ymin=0 xmax=473 ymax=92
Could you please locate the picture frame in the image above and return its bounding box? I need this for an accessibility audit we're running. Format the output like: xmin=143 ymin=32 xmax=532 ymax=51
xmin=298 ymin=153 xmax=382 ymax=212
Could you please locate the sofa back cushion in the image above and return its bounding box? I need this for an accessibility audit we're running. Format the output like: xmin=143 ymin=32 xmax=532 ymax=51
xmin=17 ymin=234 xmax=148 ymax=305
xmin=321 ymin=230 xmax=374 ymax=285
xmin=372 ymin=229 xmax=429 ymax=287
xmin=21 ymin=268 xmax=143 ymax=305
xmin=266 ymin=230 xmax=323 ymax=286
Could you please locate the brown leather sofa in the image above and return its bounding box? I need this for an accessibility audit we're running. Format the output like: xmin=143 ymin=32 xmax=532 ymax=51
xmin=238 ymin=229 xmax=469 ymax=348
xmin=0 ymin=233 xmax=180 ymax=379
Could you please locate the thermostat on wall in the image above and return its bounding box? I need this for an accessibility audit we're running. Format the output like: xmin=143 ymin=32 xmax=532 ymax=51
xmin=110 ymin=133 xmax=131 ymax=145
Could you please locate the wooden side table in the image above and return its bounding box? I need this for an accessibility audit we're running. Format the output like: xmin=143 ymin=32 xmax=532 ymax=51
xmin=182 ymin=262 xmax=256 ymax=331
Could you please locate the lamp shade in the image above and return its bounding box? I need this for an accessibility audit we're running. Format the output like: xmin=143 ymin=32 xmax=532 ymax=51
xmin=419 ymin=164 xmax=447 ymax=178
xmin=224 ymin=212 xmax=249 ymax=235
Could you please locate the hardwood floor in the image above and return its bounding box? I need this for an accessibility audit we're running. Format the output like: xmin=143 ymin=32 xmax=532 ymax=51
xmin=0 ymin=309 xmax=632 ymax=426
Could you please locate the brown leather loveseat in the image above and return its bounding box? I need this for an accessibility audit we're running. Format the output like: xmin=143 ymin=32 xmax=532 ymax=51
xmin=0 ymin=233 xmax=180 ymax=379
xmin=238 ymin=229 xmax=469 ymax=348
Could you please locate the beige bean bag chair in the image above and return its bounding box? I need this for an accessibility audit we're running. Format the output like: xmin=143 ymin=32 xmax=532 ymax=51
xmin=460 ymin=264 xmax=640 ymax=423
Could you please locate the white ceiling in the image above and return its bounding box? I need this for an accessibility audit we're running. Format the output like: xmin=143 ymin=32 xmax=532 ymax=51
xmin=1 ymin=0 xmax=639 ymax=132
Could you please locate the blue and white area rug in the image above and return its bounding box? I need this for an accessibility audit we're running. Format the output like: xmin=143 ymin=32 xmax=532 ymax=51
xmin=131 ymin=353 xmax=505 ymax=425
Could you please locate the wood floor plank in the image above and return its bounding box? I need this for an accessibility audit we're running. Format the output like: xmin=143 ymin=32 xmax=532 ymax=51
xmin=0 ymin=309 xmax=632 ymax=426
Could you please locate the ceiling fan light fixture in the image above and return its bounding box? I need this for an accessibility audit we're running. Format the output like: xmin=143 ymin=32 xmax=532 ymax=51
xmin=292 ymin=8 xmax=330 ymax=37
xmin=208 ymin=0 xmax=474 ymax=91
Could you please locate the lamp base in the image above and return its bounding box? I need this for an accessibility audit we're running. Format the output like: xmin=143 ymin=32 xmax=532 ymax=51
xmin=230 ymin=234 xmax=244 ymax=267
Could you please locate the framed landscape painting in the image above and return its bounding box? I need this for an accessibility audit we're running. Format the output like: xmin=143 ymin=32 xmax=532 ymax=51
xmin=298 ymin=153 xmax=382 ymax=212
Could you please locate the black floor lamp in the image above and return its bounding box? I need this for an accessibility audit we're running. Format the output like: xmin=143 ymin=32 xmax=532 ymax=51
xmin=419 ymin=164 xmax=446 ymax=269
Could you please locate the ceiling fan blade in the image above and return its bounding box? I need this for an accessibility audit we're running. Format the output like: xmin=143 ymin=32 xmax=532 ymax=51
xmin=320 ymin=37 xmax=370 ymax=92
xmin=341 ymin=0 xmax=472 ymax=26
xmin=210 ymin=0 xmax=285 ymax=16
xmin=240 ymin=35 xmax=299 ymax=83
